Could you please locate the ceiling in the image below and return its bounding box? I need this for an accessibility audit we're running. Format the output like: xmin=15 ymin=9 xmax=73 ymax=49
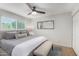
xmin=29 ymin=3 xmax=74 ymax=14
xmin=0 ymin=3 xmax=78 ymax=18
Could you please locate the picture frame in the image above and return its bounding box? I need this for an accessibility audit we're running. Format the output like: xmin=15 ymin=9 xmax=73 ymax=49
xmin=37 ymin=20 xmax=54 ymax=29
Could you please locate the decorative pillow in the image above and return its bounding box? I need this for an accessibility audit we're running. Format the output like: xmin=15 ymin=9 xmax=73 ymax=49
xmin=15 ymin=33 xmax=27 ymax=39
xmin=0 ymin=33 xmax=2 ymax=39
xmin=26 ymin=30 xmax=30 ymax=36
xmin=2 ymin=32 xmax=16 ymax=39
xmin=29 ymin=32 xmax=35 ymax=36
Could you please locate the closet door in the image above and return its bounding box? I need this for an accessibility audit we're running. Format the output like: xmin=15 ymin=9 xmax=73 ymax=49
xmin=73 ymin=12 xmax=79 ymax=55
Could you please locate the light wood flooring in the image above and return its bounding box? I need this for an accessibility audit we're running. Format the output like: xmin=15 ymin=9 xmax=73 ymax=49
xmin=53 ymin=44 xmax=77 ymax=56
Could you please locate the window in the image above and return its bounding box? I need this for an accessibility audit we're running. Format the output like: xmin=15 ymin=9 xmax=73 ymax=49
xmin=17 ymin=21 xmax=25 ymax=29
xmin=0 ymin=16 xmax=26 ymax=30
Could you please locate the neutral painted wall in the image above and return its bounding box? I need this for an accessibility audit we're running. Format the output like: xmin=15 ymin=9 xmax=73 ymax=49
xmin=32 ymin=12 xmax=73 ymax=47
xmin=73 ymin=11 xmax=79 ymax=56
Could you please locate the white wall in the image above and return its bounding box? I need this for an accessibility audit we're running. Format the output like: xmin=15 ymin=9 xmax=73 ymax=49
xmin=73 ymin=11 xmax=79 ymax=56
xmin=32 ymin=12 xmax=73 ymax=47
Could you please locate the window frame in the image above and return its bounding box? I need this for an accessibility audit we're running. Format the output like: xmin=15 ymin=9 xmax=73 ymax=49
xmin=0 ymin=16 xmax=26 ymax=31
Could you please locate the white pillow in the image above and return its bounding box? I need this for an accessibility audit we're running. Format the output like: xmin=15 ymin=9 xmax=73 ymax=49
xmin=29 ymin=32 xmax=34 ymax=36
xmin=16 ymin=33 xmax=27 ymax=39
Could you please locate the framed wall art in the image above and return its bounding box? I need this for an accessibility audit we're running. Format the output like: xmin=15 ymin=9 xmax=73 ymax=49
xmin=37 ymin=20 xmax=54 ymax=29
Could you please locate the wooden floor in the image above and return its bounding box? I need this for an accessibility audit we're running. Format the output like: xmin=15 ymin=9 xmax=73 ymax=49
xmin=53 ymin=44 xmax=77 ymax=56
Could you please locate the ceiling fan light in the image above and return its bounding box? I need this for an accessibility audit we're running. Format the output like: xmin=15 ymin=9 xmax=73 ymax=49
xmin=32 ymin=11 xmax=37 ymax=15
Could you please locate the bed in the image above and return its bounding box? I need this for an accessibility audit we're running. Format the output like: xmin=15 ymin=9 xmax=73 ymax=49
xmin=0 ymin=35 xmax=47 ymax=56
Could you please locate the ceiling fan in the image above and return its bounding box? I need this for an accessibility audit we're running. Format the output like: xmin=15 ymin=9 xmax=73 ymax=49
xmin=26 ymin=3 xmax=46 ymax=15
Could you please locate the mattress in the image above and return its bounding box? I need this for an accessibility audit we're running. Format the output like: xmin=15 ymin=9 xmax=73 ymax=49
xmin=0 ymin=35 xmax=39 ymax=55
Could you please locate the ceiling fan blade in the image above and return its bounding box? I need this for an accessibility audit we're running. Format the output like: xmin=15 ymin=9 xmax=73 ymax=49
xmin=28 ymin=12 xmax=32 ymax=15
xmin=26 ymin=4 xmax=46 ymax=15
xmin=35 ymin=10 xmax=45 ymax=14
xmin=26 ymin=3 xmax=32 ymax=10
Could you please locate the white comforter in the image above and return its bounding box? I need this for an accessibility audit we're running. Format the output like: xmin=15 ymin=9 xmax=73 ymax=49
xmin=11 ymin=36 xmax=47 ymax=56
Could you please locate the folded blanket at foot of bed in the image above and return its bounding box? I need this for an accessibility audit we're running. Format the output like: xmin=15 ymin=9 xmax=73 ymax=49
xmin=33 ymin=40 xmax=53 ymax=56
xmin=11 ymin=36 xmax=47 ymax=56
